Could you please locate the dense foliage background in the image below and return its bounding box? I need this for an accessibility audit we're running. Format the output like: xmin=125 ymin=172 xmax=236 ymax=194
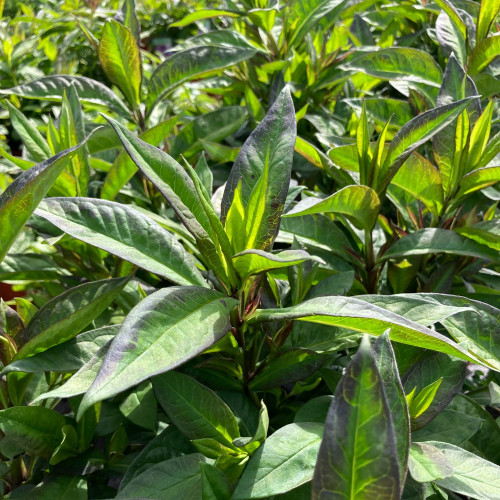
xmin=0 ymin=0 xmax=499 ymax=498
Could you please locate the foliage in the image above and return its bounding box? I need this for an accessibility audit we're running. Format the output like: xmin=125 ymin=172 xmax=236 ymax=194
xmin=0 ymin=0 xmax=499 ymax=498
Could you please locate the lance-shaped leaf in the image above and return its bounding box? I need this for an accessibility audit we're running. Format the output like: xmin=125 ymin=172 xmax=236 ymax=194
xmin=105 ymin=116 xmax=233 ymax=286
xmin=0 ymin=407 xmax=67 ymax=459
xmin=287 ymin=0 xmax=348 ymax=49
xmin=147 ymin=44 xmax=256 ymax=112
xmin=32 ymin=343 xmax=110 ymax=402
xmin=114 ymin=0 xmax=140 ymax=40
xmin=153 ymin=371 xmax=240 ymax=447
xmin=372 ymin=332 xmax=410 ymax=490
xmin=380 ymin=228 xmax=499 ymax=263
xmin=35 ymin=198 xmax=205 ymax=286
xmin=477 ymin=0 xmax=500 ymax=42
xmin=468 ymin=34 xmax=500 ymax=75
xmin=233 ymin=249 xmax=323 ymax=280
xmin=170 ymin=9 xmax=243 ymax=28
xmin=101 ymin=116 xmax=178 ymax=200
xmin=99 ymin=20 xmax=141 ymax=109
xmin=14 ymin=275 xmax=130 ymax=360
xmin=77 ymin=287 xmax=238 ymax=419
xmin=284 ymin=185 xmax=380 ymax=231
xmin=247 ymin=296 xmax=480 ymax=364
xmin=0 ymin=254 xmax=62 ymax=281
xmin=312 ymin=337 xmax=400 ymax=499
xmin=345 ymin=48 xmax=443 ymax=87
xmin=233 ymin=422 xmax=324 ymax=499
xmin=0 ymin=75 xmax=131 ymax=117
xmin=5 ymin=100 xmax=51 ymax=162
xmin=221 ymin=87 xmax=297 ymax=250
xmin=0 ymin=140 xmax=88 ymax=263
xmin=456 ymin=165 xmax=500 ymax=198
xmin=378 ymin=97 xmax=476 ymax=192
xmin=2 ymin=325 xmax=118 ymax=375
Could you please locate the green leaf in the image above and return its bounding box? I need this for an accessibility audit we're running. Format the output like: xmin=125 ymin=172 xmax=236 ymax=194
xmin=287 ymin=0 xmax=348 ymax=49
xmin=77 ymin=287 xmax=237 ymax=419
xmin=59 ymin=85 xmax=90 ymax=196
xmin=14 ymin=275 xmax=130 ymax=360
xmin=15 ymin=476 xmax=87 ymax=500
xmin=477 ymin=0 xmax=500 ymax=42
xmin=117 ymin=454 xmax=208 ymax=499
xmin=114 ymin=0 xmax=140 ymax=40
xmin=32 ymin=342 xmax=110 ymax=402
xmin=233 ymin=422 xmax=324 ymax=499
xmin=249 ymin=348 xmax=325 ymax=391
xmin=312 ymin=337 xmax=400 ymax=499
xmin=345 ymin=48 xmax=443 ymax=87
xmin=170 ymin=107 xmax=247 ymax=160
xmin=170 ymin=9 xmax=242 ymax=28
xmin=284 ymin=185 xmax=380 ymax=231
xmin=0 ymin=75 xmax=131 ymax=117
xmin=147 ymin=45 xmax=256 ymax=112
xmin=408 ymin=377 xmax=443 ymax=419
xmin=0 ymin=406 xmax=66 ymax=458
xmin=221 ymin=87 xmax=297 ymax=250
xmin=436 ymin=12 xmax=466 ymax=66
xmin=35 ymin=197 xmax=206 ymax=286
xmin=153 ymin=371 xmax=240 ymax=447
xmin=201 ymin=462 xmax=231 ymax=500
xmin=403 ymin=352 xmax=466 ymax=429
xmin=469 ymin=33 xmax=500 ymax=75
xmin=390 ymin=153 xmax=443 ymax=215
xmin=248 ymin=295 xmax=480 ymax=363
xmin=433 ymin=0 xmax=467 ymax=40
xmin=0 ymin=253 xmax=62 ymax=281
xmin=408 ymin=442 xmax=453 ymax=483
xmin=119 ymin=380 xmax=157 ymax=431
xmin=5 ymin=100 xmax=51 ymax=162
xmin=456 ymin=165 xmax=500 ymax=198
xmin=378 ymin=97 xmax=476 ymax=192
xmin=2 ymin=325 xmax=118 ymax=375
xmin=413 ymin=441 xmax=500 ymax=499
xmin=0 ymin=140 xmax=88 ymax=264
xmin=99 ymin=20 xmax=141 ymax=109
xmin=233 ymin=249 xmax=322 ymax=280
xmin=101 ymin=116 xmax=179 ymax=200
xmin=105 ymin=115 xmax=232 ymax=287
xmin=372 ymin=332 xmax=410 ymax=490
xmin=380 ymin=228 xmax=499 ymax=263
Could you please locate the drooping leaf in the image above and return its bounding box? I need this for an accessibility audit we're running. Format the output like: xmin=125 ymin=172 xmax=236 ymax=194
xmin=35 ymin=197 xmax=206 ymax=286
xmin=170 ymin=9 xmax=243 ymax=28
xmin=233 ymin=422 xmax=324 ymax=499
xmin=147 ymin=45 xmax=257 ymax=112
xmin=119 ymin=380 xmax=157 ymax=431
xmin=0 ymin=76 xmax=131 ymax=117
xmin=99 ymin=19 xmax=142 ymax=109
xmin=221 ymin=87 xmax=297 ymax=250
xmin=284 ymin=185 xmax=380 ymax=231
xmin=14 ymin=275 xmax=130 ymax=360
xmin=408 ymin=442 xmax=453 ymax=483
xmin=0 ymin=139 xmax=89 ymax=264
xmin=153 ymin=371 xmax=240 ymax=447
xmin=312 ymin=337 xmax=400 ymax=499
xmin=248 ymin=295 xmax=480 ymax=364
xmin=0 ymin=406 xmax=66 ymax=458
xmin=0 ymin=254 xmax=62 ymax=281
xmin=78 ymin=287 xmax=237 ymax=419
